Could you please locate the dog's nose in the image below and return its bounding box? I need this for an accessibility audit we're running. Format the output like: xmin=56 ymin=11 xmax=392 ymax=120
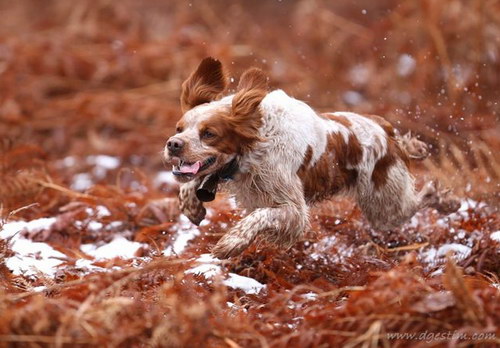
xmin=167 ymin=137 xmax=185 ymax=155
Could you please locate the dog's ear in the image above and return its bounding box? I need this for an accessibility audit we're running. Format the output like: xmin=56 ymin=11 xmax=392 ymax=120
xmin=232 ymin=68 xmax=268 ymax=120
xmin=180 ymin=57 xmax=227 ymax=113
xmin=236 ymin=68 xmax=269 ymax=92
xmin=228 ymin=68 xmax=269 ymax=152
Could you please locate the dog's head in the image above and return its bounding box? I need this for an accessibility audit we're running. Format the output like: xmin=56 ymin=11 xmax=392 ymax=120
xmin=164 ymin=57 xmax=268 ymax=182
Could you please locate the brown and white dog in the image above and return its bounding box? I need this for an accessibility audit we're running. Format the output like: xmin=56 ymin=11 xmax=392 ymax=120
xmin=164 ymin=57 xmax=459 ymax=259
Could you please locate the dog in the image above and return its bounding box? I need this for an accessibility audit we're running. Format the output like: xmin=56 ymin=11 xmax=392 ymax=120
xmin=164 ymin=57 xmax=460 ymax=259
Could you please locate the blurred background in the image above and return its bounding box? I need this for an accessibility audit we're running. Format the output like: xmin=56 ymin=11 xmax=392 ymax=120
xmin=1 ymin=1 xmax=499 ymax=347
xmin=1 ymin=0 xmax=498 ymax=213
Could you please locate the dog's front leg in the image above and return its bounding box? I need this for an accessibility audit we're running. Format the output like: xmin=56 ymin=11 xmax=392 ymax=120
xmin=212 ymin=203 xmax=308 ymax=259
xmin=178 ymin=179 xmax=206 ymax=225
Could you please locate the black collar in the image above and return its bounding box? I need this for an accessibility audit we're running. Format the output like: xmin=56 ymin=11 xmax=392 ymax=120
xmin=218 ymin=157 xmax=239 ymax=180
xmin=195 ymin=157 xmax=239 ymax=202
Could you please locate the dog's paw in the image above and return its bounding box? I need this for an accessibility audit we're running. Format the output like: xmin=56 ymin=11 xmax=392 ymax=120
xmin=420 ymin=180 xmax=439 ymax=207
xmin=181 ymin=204 xmax=206 ymax=226
xmin=211 ymin=233 xmax=250 ymax=259
xmin=421 ymin=180 xmax=460 ymax=215
xmin=435 ymin=189 xmax=461 ymax=215
xmin=400 ymin=132 xmax=429 ymax=160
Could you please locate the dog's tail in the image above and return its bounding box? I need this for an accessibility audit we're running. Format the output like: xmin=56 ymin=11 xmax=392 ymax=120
xmin=396 ymin=131 xmax=430 ymax=161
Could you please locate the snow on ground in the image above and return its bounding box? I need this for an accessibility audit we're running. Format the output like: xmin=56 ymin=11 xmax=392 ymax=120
xmin=86 ymin=155 xmax=120 ymax=170
xmin=437 ymin=198 xmax=487 ymax=225
xmin=71 ymin=173 xmax=93 ymax=191
xmin=1 ymin=215 xmax=145 ymax=277
xmin=80 ymin=235 xmax=144 ymax=260
xmin=68 ymin=155 xmax=121 ymax=190
xmin=186 ymin=253 xmax=266 ymax=294
xmin=0 ymin=198 xmax=492 ymax=288
xmin=223 ymin=273 xmax=266 ymax=295
xmin=154 ymin=171 xmax=179 ymax=189
xmin=421 ymin=243 xmax=472 ymax=265
xmin=163 ymin=209 xmax=214 ymax=257
xmin=490 ymin=231 xmax=500 ymax=242
xmin=6 ymin=238 xmax=66 ymax=277
xmin=418 ymin=199 xmax=491 ymax=270
xmin=163 ymin=215 xmax=200 ymax=256
xmin=309 ymin=234 xmax=354 ymax=264
xmin=1 ymin=218 xmax=65 ymax=277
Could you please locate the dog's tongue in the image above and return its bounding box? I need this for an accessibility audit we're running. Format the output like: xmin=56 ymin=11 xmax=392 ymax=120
xmin=179 ymin=161 xmax=201 ymax=175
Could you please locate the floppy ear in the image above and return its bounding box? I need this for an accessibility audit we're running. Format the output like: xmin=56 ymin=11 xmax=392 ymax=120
xmin=236 ymin=67 xmax=269 ymax=92
xmin=232 ymin=68 xmax=268 ymax=121
xmin=180 ymin=57 xmax=227 ymax=113
xmin=227 ymin=68 xmax=269 ymax=152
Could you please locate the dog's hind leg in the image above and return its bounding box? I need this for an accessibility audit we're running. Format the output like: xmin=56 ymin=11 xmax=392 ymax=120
xmin=357 ymin=160 xmax=460 ymax=230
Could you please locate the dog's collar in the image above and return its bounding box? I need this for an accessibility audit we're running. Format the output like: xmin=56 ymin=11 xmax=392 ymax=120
xmin=218 ymin=157 xmax=239 ymax=180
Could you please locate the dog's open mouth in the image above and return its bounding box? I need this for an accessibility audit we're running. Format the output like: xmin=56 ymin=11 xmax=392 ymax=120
xmin=172 ymin=157 xmax=216 ymax=178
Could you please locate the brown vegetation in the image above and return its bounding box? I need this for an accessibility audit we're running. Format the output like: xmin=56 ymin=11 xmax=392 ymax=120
xmin=0 ymin=0 xmax=499 ymax=347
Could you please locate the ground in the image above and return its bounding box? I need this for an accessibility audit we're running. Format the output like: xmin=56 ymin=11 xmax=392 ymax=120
xmin=0 ymin=1 xmax=499 ymax=347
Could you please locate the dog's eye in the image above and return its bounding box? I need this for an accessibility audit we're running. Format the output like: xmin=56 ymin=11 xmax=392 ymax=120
xmin=175 ymin=127 xmax=183 ymax=133
xmin=201 ymin=130 xmax=216 ymax=139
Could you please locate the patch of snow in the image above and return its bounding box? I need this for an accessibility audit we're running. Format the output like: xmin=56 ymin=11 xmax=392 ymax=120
xmin=185 ymin=253 xmax=222 ymax=277
xmin=185 ymin=254 xmax=265 ymax=294
xmin=430 ymin=269 xmax=443 ymax=277
xmin=186 ymin=263 xmax=222 ymax=278
xmin=397 ymin=54 xmax=416 ymax=76
xmin=87 ymin=155 xmax=120 ymax=170
xmin=490 ymin=231 xmax=500 ymax=242
xmin=421 ymin=243 xmax=472 ymax=264
xmin=154 ymin=171 xmax=179 ymax=188
xmin=107 ymin=221 xmax=124 ymax=229
xmin=74 ymin=258 xmax=107 ymax=273
xmin=87 ymin=221 xmax=103 ymax=230
xmin=436 ymin=198 xmax=486 ymax=226
xmin=163 ymin=215 xmax=200 ymax=256
xmin=81 ymin=235 xmax=144 ymax=260
xmin=223 ymin=273 xmax=266 ymax=294
xmin=1 ymin=218 xmax=66 ymax=277
xmin=6 ymin=238 xmax=66 ymax=277
xmin=349 ymin=63 xmax=370 ymax=86
xmin=302 ymin=292 xmax=318 ymax=300
xmin=343 ymin=91 xmax=363 ymax=106
xmin=1 ymin=217 xmax=56 ymax=239
xmin=310 ymin=235 xmax=353 ymax=264
xmin=62 ymin=156 xmax=76 ymax=167
xmin=71 ymin=173 xmax=93 ymax=191
xmin=95 ymin=205 xmax=111 ymax=218
xmin=407 ymin=213 xmax=421 ymax=228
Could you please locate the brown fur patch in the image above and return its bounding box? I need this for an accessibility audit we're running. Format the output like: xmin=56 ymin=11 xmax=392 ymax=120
xmin=298 ymin=132 xmax=363 ymax=203
xmin=180 ymin=57 xmax=227 ymax=113
xmin=199 ymin=110 xmax=244 ymax=154
xmin=320 ymin=113 xmax=352 ymax=128
xmin=371 ymin=137 xmax=409 ymax=189
xmin=300 ymin=146 xmax=313 ymax=169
